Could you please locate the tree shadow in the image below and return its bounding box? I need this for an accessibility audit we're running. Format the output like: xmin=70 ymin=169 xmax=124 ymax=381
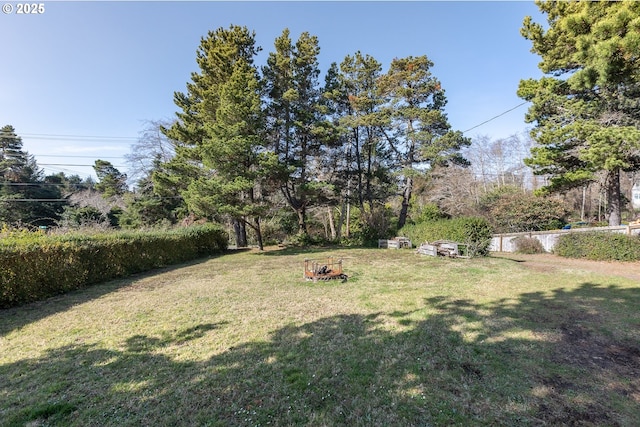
xmin=0 ymin=256 xmax=217 ymax=337
xmin=2 ymin=283 xmax=639 ymax=426
xmin=426 ymin=282 xmax=640 ymax=425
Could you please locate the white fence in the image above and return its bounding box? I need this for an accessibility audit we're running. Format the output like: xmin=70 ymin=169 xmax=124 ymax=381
xmin=490 ymin=225 xmax=640 ymax=253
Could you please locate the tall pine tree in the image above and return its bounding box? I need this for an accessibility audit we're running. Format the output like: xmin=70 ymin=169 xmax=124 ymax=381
xmin=186 ymin=58 xmax=268 ymax=249
xmin=518 ymin=0 xmax=640 ymax=225
xmin=377 ymin=56 xmax=470 ymax=228
xmin=263 ymin=29 xmax=326 ymax=237
xmin=157 ymin=25 xmax=261 ymax=246
xmin=337 ymin=52 xmax=395 ymax=236
xmin=0 ymin=125 xmax=30 ymax=183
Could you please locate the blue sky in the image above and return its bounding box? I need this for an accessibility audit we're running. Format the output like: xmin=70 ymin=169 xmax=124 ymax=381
xmin=1 ymin=1 xmax=545 ymax=180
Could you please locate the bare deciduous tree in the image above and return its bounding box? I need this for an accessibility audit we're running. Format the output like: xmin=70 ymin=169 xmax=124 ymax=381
xmin=125 ymin=119 xmax=176 ymax=185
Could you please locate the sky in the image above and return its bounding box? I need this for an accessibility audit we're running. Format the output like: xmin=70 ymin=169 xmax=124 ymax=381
xmin=1 ymin=1 xmax=546 ymax=181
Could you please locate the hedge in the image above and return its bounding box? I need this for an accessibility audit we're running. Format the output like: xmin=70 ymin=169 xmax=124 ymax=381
xmin=0 ymin=224 xmax=228 ymax=308
xmin=554 ymin=231 xmax=640 ymax=261
xmin=399 ymin=217 xmax=493 ymax=257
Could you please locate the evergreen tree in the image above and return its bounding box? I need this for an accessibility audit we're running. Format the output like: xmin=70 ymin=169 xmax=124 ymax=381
xmin=330 ymin=52 xmax=396 ymax=239
xmin=124 ymin=119 xmax=185 ymax=227
xmin=158 ymin=25 xmax=261 ymax=246
xmin=93 ymin=160 xmax=128 ymax=198
xmin=518 ymin=0 xmax=640 ymax=225
xmin=0 ymin=125 xmax=63 ymax=226
xmin=263 ymin=29 xmax=326 ymax=236
xmin=186 ymin=58 xmax=268 ymax=249
xmin=119 ymin=181 xmax=177 ymax=229
xmin=339 ymin=52 xmax=394 ymax=210
xmin=46 ymin=172 xmax=90 ymax=194
xmin=312 ymin=61 xmax=356 ymax=240
xmin=377 ymin=56 xmax=470 ymax=229
xmin=0 ymin=125 xmax=31 ymax=182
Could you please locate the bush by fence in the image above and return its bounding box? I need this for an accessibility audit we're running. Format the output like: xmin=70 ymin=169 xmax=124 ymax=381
xmin=0 ymin=224 xmax=228 ymax=308
xmin=554 ymin=231 xmax=640 ymax=261
xmin=513 ymin=236 xmax=546 ymax=254
xmin=399 ymin=217 xmax=493 ymax=257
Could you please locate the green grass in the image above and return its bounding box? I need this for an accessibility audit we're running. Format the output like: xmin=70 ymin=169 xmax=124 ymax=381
xmin=1 ymin=248 xmax=639 ymax=426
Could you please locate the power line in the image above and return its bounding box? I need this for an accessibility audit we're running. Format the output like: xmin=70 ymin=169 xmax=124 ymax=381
xmin=1 ymin=199 xmax=70 ymax=202
xmin=2 ymin=196 xmax=183 ymax=203
xmin=1 ymin=132 xmax=137 ymax=144
xmin=33 ymin=154 xmax=125 ymax=159
xmin=39 ymin=163 xmax=127 ymax=168
xmin=7 ymin=102 xmax=531 ymax=145
xmin=23 ymin=132 xmax=134 ymax=139
xmin=19 ymin=133 xmax=136 ymax=142
xmin=462 ymin=101 xmax=529 ymax=134
xmin=3 ymin=183 xmax=63 ymax=186
xmin=2 ymin=182 xmax=89 ymax=187
xmin=39 ymin=165 xmax=94 ymax=179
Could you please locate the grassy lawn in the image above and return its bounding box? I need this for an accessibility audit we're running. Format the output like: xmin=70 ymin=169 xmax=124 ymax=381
xmin=1 ymin=247 xmax=639 ymax=426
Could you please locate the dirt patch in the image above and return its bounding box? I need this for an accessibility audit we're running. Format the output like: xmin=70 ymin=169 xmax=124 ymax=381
xmin=537 ymin=321 xmax=640 ymax=423
xmin=492 ymin=252 xmax=640 ymax=422
xmin=497 ymin=254 xmax=640 ymax=424
xmin=491 ymin=252 xmax=640 ymax=282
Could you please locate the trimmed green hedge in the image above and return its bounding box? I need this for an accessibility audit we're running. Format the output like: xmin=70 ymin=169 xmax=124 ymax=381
xmin=554 ymin=231 xmax=640 ymax=261
xmin=399 ymin=217 xmax=493 ymax=257
xmin=0 ymin=224 xmax=228 ymax=308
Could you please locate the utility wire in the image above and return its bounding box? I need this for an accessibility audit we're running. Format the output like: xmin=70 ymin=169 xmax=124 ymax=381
xmin=462 ymin=101 xmax=529 ymax=134
xmin=1 ymin=199 xmax=70 ymax=202
xmin=39 ymin=166 xmax=94 ymax=178
xmin=3 ymin=196 xmax=183 ymax=203
xmin=39 ymin=163 xmax=127 ymax=168
xmin=34 ymin=154 xmax=125 ymax=159
xmin=3 ymin=183 xmax=66 ymax=186
xmin=5 ymin=133 xmax=137 ymax=142
xmin=7 ymin=102 xmax=530 ymax=145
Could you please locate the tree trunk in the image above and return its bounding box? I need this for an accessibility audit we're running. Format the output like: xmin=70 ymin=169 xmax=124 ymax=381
xmin=581 ymin=185 xmax=587 ymax=221
xmin=328 ymin=206 xmax=336 ymax=240
xmin=253 ymin=217 xmax=264 ymax=251
xmin=365 ymin=136 xmax=374 ymax=208
xmin=345 ymin=200 xmax=351 ymax=238
xmin=607 ymin=168 xmax=622 ymax=226
xmin=397 ymin=176 xmax=413 ymax=229
xmin=337 ymin=199 xmax=345 ymax=240
xmin=233 ymin=218 xmax=248 ymax=248
xmin=296 ymin=205 xmax=307 ymax=236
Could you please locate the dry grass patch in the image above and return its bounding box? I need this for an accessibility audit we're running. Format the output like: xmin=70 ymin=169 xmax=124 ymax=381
xmin=1 ymin=248 xmax=639 ymax=426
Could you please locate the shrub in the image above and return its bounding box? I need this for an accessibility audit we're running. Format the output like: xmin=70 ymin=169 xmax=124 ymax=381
xmin=554 ymin=231 xmax=640 ymax=261
xmin=60 ymin=205 xmax=106 ymax=227
xmin=481 ymin=188 xmax=568 ymax=233
xmin=340 ymin=205 xmax=396 ymax=247
xmin=399 ymin=217 xmax=493 ymax=257
xmin=286 ymin=232 xmax=323 ymax=247
xmin=412 ymin=203 xmax=449 ymax=223
xmin=0 ymin=224 xmax=228 ymax=308
xmin=513 ymin=236 xmax=546 ymax=254
xmin=259 ymin=217 xmax=289 ymax=246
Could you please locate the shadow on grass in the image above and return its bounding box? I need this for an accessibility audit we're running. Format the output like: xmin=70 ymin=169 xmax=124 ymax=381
xmin=2 ymin=283 xmax=639 ymax=426
xmin=0 ymin=256 xmax=219 ymax=337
